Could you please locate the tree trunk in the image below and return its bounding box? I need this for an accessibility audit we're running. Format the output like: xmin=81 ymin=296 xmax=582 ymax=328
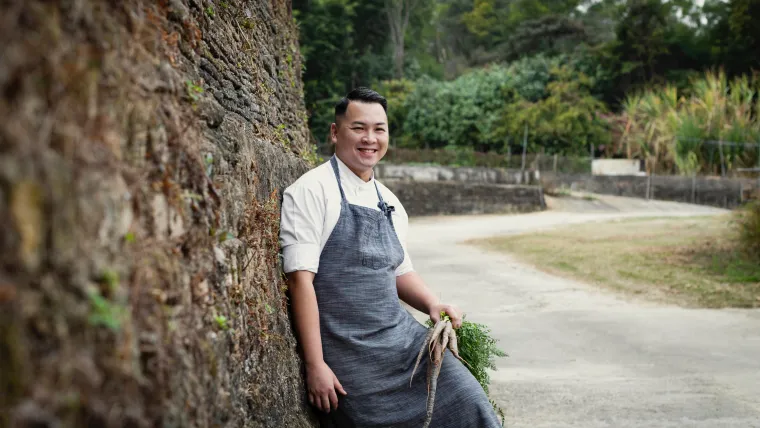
xmin=0 ymin=1 xmax=317 ymax=427
xmin=394 ymin=40 xmax=405 ymax=79
xmin=385 ymin=0 xmax=417 ymax=79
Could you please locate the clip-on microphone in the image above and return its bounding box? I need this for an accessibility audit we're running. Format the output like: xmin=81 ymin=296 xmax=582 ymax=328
xmin=378 ymin=201 xmax=395 ymax=217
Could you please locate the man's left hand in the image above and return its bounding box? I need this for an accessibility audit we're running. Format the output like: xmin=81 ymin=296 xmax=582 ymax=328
xmin=429 ymin=303 xmax=462 ymax=329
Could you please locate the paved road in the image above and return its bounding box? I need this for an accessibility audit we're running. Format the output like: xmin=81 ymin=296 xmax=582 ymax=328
xmin=406 ymin=195 xmax=760 ymax=428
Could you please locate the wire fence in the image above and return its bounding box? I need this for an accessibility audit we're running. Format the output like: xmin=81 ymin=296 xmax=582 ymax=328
xmin=316 ymin=139 xmax=760 ymax=179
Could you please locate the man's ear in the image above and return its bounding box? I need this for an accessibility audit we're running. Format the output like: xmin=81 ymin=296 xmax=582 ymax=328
xmin=329 ymin=123 xmax=338 ymax=144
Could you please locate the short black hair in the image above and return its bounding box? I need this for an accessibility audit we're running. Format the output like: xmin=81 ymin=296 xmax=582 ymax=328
xmin=334 ymin=87 xmax=387 ymax=122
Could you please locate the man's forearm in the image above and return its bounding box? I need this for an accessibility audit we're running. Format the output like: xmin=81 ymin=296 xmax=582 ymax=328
xmin=287 ymin=271 xmax=324 ymax=365
xmin=396 ymin=271 xmax=438 ymax=314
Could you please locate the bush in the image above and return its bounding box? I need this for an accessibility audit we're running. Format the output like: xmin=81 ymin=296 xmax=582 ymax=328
xmin=736 ymin=201 xmax=760 ymax=260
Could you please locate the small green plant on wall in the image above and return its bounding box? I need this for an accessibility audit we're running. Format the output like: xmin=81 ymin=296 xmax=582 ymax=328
xmin=301 ymin=143 xmax=323 ymax=167
xmin=214 ymin=314 xmax=231 ymax=331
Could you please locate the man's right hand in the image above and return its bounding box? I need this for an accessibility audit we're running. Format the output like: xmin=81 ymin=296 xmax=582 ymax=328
xmin=306 ymin=360 xmax=347 ymax=413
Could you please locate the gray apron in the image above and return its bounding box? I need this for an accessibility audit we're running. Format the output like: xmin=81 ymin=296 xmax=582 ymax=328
xmin=313 ymin=156 xmax=502 ymax=428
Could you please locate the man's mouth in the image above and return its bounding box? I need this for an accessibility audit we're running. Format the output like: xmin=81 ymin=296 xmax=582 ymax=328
xmin=357 ymin=148 xmax=378 ymax=154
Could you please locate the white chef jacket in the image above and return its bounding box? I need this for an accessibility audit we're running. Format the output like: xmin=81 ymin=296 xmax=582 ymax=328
xmin=280 ymin=156 xmax=414 ymax=276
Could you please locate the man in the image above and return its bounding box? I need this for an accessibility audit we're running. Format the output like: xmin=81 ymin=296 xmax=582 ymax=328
xmin=280 ymin=88 xmax=501 ymax=427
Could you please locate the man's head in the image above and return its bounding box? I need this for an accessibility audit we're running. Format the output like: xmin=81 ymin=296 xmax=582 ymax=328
xmin=330 ymin=87 xmax=389 ymax=182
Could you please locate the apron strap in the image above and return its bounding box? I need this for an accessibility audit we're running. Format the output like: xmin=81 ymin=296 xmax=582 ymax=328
xmin=329 ymin=156 xmax=347 ymax=201
xmin=374 ymin=182 xmax=395 ymax=220
xmin=330 ymin=155 xmax=394 ymax=219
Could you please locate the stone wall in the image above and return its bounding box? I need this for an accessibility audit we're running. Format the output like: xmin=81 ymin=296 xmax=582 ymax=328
xmin=541 ymin=173 xmax=757 ymax=209
xmin=383 ymin=181 xmax=545 ymax=216
xmin=1 ymin=1 xmax=317 ymax=427
xmin=375 ymin=163 xmax=530 ymax=185
xmin=377 ymin=164 xmax=757 ymax=210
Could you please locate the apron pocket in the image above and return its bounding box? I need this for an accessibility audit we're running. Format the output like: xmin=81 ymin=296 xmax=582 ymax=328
xmin=359 ymin=220 xmax=390 ymax=270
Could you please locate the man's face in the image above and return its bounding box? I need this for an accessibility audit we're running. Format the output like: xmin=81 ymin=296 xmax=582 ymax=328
xmin=330 ymin=101 xmax=389 ymax=179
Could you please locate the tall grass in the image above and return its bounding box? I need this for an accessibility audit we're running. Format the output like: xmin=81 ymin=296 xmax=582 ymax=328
xmin=621 ymin=70 xmax=760 ymax=175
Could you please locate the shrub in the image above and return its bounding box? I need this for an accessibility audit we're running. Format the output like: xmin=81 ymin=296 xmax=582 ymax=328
xmin=736 ymin=200 xmax=760 ymax=260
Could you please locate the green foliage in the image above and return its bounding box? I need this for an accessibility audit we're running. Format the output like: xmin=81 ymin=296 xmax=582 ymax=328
xmin=185 ymin=80 xmax=204 ymax=103
xmin=240 ymin=18 xmax=255 ymax=30
xmin=204 ymin=153 xmax=214 ymax=178
xmin=402 ymin=55 xmax=605 ymax=154
xmin=620 ymin=70 xmax=760 ymax=174
xmin=462 ymin=0 xmax=582 ymax=49
xmin=301 ymin=142 xmax=324 ymax=167
xmin=294 ymin=0 xmax=760 ymax=158
xmin=374 ymin=79 xmax=416 ymax=141
xmin=403 ymin=66 xmax=518 ymax=151
xmin=214 ymin=314 xmax=231 ymax=331
xmin=454 ymin=319 xmax=507 ymax=395
xmin=424 ymin=316 xmax=507 ymax=425
xmin=100 ymin=269 xmax=120 ymax=292
xmin=274 ymin=123 xmax=289 ymax=149
xmin=424 ymin=317 xmax=507 ymax=394
xmin=495 ymin=65 xmax=611 ymax=155
xmin=502 ymin=15 xmax=591 ymax=61
xmin=87 ymin=288 xmax=126 ymax=332
xmin=736 ymin=201 xmax=760 ymax=261
xmin=294 ymin=0 xmax=395 ymax=142
xmin=386 ymin=147 xmax=509 ymax=168
xmin=708 ymin=0 xmax=760 ymax=76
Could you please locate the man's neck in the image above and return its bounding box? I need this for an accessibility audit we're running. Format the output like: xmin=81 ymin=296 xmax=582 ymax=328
xmin=336 ymin=155 xmax=373 ymax=182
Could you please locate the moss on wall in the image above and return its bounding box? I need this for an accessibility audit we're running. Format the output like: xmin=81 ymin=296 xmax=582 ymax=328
xmin=0 ymin=1 xmax=318 ymax=426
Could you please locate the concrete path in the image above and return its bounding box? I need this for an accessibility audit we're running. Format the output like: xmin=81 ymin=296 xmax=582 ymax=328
xmin=405 ymin=195 xmax=760 ymax=428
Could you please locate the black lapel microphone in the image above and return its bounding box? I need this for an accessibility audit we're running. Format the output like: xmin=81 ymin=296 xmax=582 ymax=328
xmin=378 ymin=201 xmax=395 ymax=217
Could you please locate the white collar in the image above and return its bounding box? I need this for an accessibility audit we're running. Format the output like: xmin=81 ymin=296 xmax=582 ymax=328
xmin=334 ymin=155 xmax=376 ymax=189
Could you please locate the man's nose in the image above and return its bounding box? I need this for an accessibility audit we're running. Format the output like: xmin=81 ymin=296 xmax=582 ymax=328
xmin=363 ymin=132 xmax=378 ymax=144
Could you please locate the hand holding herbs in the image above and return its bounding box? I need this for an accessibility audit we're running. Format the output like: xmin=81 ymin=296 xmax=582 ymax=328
xmin=412 ymin=312 xmax=508 ymax=428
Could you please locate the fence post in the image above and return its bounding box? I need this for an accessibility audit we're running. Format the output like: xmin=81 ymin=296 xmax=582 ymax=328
xmin=553 ymin=154 xmax=558 ymax=174
xmin=646 ymin=173 xmax=651 ymax=200
xmin=719 ymin=140 xmax=726 ymax=177
xmin=520 ymin=124 xmax=528 ymax=184
xmin=691 ymin=174 xmax=696 ymax=204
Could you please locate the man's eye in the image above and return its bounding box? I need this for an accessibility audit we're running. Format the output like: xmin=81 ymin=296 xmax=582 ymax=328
xmin=376 ymin=129 xmax=386 ymax=133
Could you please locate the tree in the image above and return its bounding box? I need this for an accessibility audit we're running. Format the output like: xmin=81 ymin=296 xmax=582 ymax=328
xmin=719 ymin=0 xmax=760 ymax=75
xmin=462 ymin=0 xmax=583 ymax=60
xmin=294 ymin=0 xmax=394 ymax=142
xmin=503 ymin=15 xmax=590 ymax=60
xmin=384 ymin=0 xmax=424 ymax=78
xmin=496 ymin=66 xmax=611 ymax=155
xmin=615 ymin=0 xmax=672 ymax=84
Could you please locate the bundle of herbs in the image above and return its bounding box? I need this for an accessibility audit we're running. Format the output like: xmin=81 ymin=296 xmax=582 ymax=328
xmin=413 ymin=313 xmax=507 ymax=427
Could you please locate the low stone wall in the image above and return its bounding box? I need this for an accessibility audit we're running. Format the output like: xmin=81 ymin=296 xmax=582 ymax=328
xmin=541 ymin=172 xmax=757 ymax=209
xmin=382 ymin=180 xmax=545 ymax=216
xmin=377 ymin=164 xmax=758 ymax=211
xmin=375 ymin=163 xmax=530 ymax=185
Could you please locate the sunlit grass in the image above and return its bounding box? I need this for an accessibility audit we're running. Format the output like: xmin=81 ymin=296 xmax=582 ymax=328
xmin=470 ymin=215 xmax=760 ymax=308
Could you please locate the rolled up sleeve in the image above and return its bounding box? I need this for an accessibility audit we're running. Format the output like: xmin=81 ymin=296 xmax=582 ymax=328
xmin=395 ymin=247 xmax=415 ymax=277
xmin=280 ymin=183 xmax=324 ymax=274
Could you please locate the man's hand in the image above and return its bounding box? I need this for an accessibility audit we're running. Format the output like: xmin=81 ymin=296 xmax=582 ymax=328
xmin=429 ymin=303 xmax=463 ymax=329
xmin=306 ymin=360 xmax=347 ymax=413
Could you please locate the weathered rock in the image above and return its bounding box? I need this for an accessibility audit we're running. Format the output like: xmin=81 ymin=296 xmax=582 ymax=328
xmin=0 ymin=1 xmax=317 ymax=427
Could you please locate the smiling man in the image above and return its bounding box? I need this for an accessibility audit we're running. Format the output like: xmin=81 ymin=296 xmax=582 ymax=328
xmin=279 ymin=88 xmax=501 ymax=427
